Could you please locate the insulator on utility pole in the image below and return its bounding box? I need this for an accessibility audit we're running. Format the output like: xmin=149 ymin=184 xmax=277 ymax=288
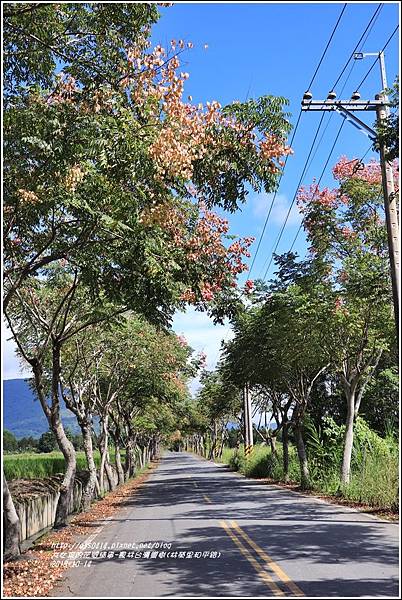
xmin=301 ymin=51 xmax=400 ymax=338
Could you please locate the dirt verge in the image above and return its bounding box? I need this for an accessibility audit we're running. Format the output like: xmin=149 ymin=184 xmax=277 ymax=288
xmin=3 ymin=462 xmax=158 ymax=597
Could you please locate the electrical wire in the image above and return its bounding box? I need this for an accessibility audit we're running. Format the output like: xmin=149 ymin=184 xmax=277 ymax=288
xmin=288 ymin=141 xmax=374 ymax=252
xmin=331 ymin=4 xmax=383 ymax=90
xmin=247 ymin=112 xmax=301 ymax=276
xmin=211 ymin=5 xmax=389 ymax=366
xmin=263 ymin=119 xmax=345 ymax=277
xmin=355 ymin=25 xmax=399 ymax=91
xmin=307 ymin=3 xmax=348 ymax=91
xmin=260 ymin=6 xmax=387 ymax=279
xmin=258 ymin=113 xmax=326 ymax=278
xmin=247 ymin=3 xmax=348 ymax=278
xmin=286 ymin=29 xmax=398 ymax=256
xmin=306 ymin=3 xmax=383 ymax=167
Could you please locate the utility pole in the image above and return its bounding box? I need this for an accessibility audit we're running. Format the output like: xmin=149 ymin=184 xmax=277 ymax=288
xmin=243 ymin=383 xmax=253 ymax=459
xmin=376 ymin=93 xmax=400 ymax=332
xmin=301 ymin=51 xmax=399 ymax=333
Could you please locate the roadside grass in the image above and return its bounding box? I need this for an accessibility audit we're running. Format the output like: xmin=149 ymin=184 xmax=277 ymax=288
xmin=217 ymin=442 xmax=398 ymax=511
xmin=4 ymin=450 xmax=126 ymax=480
xmin=341 ymin=449 xmax=399 ymax=509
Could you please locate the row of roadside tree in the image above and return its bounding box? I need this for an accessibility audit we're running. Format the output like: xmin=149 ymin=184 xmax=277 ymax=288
xmin=3 ymin=3 xmax=293 ymax=560
xmin=190 ymin=152 xmax=398 ymax=494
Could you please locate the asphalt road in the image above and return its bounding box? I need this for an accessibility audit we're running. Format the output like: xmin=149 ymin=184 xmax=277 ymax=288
xmin=52 ymin=451 xmax=399 ymax=598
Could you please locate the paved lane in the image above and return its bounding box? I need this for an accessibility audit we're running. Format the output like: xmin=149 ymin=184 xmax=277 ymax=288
xmin=52 ymin=451 xmax=399 ymax=597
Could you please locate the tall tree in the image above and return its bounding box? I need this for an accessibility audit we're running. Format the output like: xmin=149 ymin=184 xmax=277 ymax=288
xmin=298 ymin=156 xmax=397 ymax=484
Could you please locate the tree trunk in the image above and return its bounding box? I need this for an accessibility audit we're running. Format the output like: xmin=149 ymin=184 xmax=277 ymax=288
xmin=114 ymin=442 xmax=125 ymax=485
xmin=125 ymin=438 xmax=136 ymax=478
xmin=53 ymin=421 xmax=77 ymax=528
xmin=31 ymin=348 xmax=76 ymax=528
xmin=294 ymin=422 xmax=310 ymax=490
xmin=138 ymin=446 xmax=144 ymax=469
xmin=282 ymin=423 xmax=289 ymax=481
xmin=217 ymin=436 xmax=225 ymax=459
xmin=98 ymin=414 xmax=111 ymax=492
xmin=3 ymin=474 xmax=21 ymax=561
xmin=269 ymin=435 xmax=277 ymax=458
xmin=104 ymin=457 xmax=115 ymax=491
xmin=341 ymin=390 xmax=355 ymax=486
xmin=208 ymin=424 xmax=218 ymax=460
xmin=81 ymin=423 xmax=98 ymax=511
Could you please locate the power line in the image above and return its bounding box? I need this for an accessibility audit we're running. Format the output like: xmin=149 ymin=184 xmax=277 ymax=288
xmin=288 ymin=121 xmax=346 ymax=253
xmin=286 ymin=19 xmax=382 ymax=258
xmin=307 ymin=3 xmax=348 ymax=91
xmin=247 ymin=112 xmax=301 ymax=276
xmin=260 ymin=6 xmax=387 ymax=279
xmin=309 ymin=3 xmax=383 ymax=156
xmin=355 ymin=25 xmax=399 ymax=91
xmin=247 ymin=3 xmax=347 ymax=278
xmin=331 ymin=4 xmax=383 ymax=90
xmin=286 ymin=25 xmax=398 ymax=256
xmin=260 ymin=113 xmax=326 ymax=279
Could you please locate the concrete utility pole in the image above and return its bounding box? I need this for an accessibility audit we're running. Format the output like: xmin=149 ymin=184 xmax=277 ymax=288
xmin=301 ymin=51 xmax=400 ymax=333
xmin=243 ymin=383 xmax=254 ymax=459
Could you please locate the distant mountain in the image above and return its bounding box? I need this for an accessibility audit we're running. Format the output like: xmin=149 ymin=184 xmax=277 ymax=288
xmin=3 ymin=378 xmax=81 ymax=439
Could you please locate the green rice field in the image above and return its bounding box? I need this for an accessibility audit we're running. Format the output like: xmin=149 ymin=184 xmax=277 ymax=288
xmin=3 ymin=450 xmax=124 ymax=480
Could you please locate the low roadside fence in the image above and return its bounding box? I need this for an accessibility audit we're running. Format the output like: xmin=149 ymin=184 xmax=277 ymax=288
xmin=9 ymin=467 xmax=119 ymax=544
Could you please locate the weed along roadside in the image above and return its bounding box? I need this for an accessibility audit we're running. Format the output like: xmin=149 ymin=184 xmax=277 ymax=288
xmin=3 ymin=461 xmax=158 ymax=598
xmin=189 ymin=436 xmax=398 ymax=519
xmin=3 ymin=2 xmax=399 ymax=597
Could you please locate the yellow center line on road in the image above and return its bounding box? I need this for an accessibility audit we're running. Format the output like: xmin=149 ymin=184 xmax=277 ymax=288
xmin=219 ymin=520 xmax=284 ymax=597
xmin=230 ymin=520 xmax=304 ymax=597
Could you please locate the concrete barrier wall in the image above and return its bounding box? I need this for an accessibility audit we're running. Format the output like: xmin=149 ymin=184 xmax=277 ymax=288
xmin=10 ymin=467 xmax=119 ymax=544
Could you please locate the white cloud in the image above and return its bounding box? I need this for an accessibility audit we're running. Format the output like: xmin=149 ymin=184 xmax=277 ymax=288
xmin=172 ymin=307 xmax=233 ymax=370
xmin=172 ymin=308 xmax=234 ymax=396
xmin=2 ymin=322 xmax=31 ymax=380
xmin=252 ymin=192 xmax=302 ymax=227
xmin=2 ymin=309 xmax=232 ymax=395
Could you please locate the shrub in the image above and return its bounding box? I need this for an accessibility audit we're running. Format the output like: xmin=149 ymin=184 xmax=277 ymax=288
xmin=216 ymin=419 xmax=398 ymax=512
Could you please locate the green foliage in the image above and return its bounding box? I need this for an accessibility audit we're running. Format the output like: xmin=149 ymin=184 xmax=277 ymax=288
xmin=344 ymin=449 xmax=398 ymax=510
xmin=196 ymin=370 xmax=241 ymax=424
xmin=38 ymin=431 xmax=58 ymax=453
xmin=194 ymin=96 xmax=292 ymax=212
xmin=360 ymin=365 xmax=399 ymax=434
xmin=221 ymin=443 xmax=300 ymax=480
xmin=217 ymin=427 xmax=398 ymax=511
xmin=15 ymin=436 xmax=39 ymax=452
xmin=374 ymin=77 xmax=399 ymax=161
xmin=4 ymin=5 xmax=292 ymax=325
xmin=3 ymin=3 xmax=160 ymax=99
xmin=3 ymin=429 xmax=18 ymax=452
xmin=303 ymin=417 xmax=399 ymax=509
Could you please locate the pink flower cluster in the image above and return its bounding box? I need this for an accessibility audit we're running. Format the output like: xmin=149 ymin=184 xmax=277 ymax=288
xmin=244 ymin=280 xmax=254 ymax=294
xmin=198 ymin=351 xmax=207 ymax=368
xmin=120 ymin=41 xmax=293 ymax=182
xmin=47 ymin=73 xmax=78 ymax=105
xmin=297 ymin=182 xmax=338 ymax=211
xmin=333 ymin=155 xmax=399 ymax=191
xmin=177 ymin=334 xmax=188 ymax=348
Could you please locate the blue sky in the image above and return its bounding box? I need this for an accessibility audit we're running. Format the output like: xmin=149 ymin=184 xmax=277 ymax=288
xmin=152 ymin=2 xmax=400 ymax=390
xmin=4 ymin=2 xmax=400 ymax=391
